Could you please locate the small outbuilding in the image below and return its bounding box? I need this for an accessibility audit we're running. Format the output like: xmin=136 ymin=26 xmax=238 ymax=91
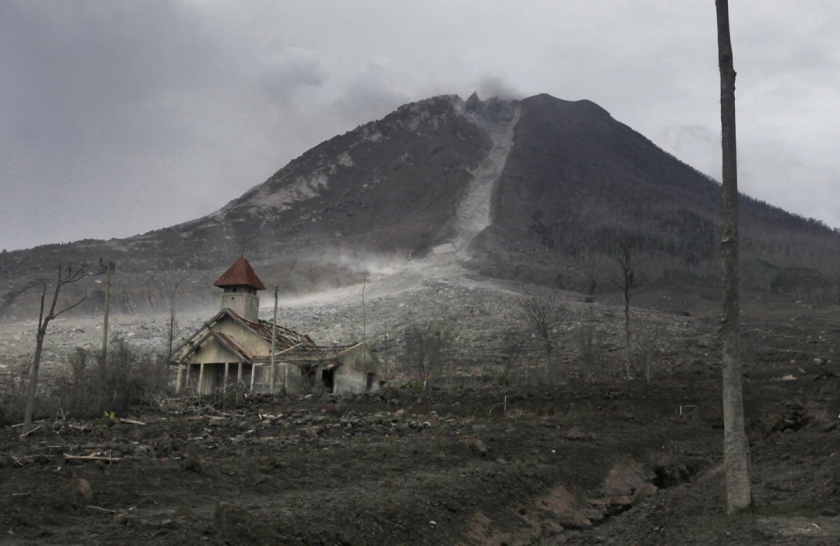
xmin=172 ymin=256 xmax=383 ymax=396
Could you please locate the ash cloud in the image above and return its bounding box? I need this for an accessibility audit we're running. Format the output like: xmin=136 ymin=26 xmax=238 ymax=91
xmin=331 ymin=57 xmax=413 ymax=126
xmin=257 ymin=47 xmax=327 ymax=102
xmin=474 ymin=73 xmax=524 ymax=101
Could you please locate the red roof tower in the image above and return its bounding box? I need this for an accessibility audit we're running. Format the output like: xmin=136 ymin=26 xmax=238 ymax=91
xmin=214 ymin=256 xmax=265 ymax=320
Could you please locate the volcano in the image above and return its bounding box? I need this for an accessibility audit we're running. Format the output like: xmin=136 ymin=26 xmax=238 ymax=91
xmin=2 ymin=92 xmax=839 ymax=319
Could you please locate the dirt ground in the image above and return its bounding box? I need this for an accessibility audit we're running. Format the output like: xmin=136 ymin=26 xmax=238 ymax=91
xmin=2 ymin=356 xmax=839 ymax=546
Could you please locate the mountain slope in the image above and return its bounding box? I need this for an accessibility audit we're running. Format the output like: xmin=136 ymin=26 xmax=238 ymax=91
xmin=2 ymin=92 xmax=839 ymax=320
xmin=469 ymin=93 xmax=840 ymax=295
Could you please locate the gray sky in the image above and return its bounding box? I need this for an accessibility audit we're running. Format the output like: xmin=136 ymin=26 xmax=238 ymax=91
xmin=2 ymin=0 xmax=839 ymax=251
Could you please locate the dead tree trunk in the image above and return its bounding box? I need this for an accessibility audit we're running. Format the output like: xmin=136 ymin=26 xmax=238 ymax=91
xmin=716 ymin=0 xmax=752 ymax=512
xmin=611 ymin=244 xmax=638 ymax=381
xmin=100 ymin=262 xmax=114 ymax=371
xmin=22 ymin=263 xmax=96 ymax=436
xmin=620 ymin=249 xmax=633 ymax=381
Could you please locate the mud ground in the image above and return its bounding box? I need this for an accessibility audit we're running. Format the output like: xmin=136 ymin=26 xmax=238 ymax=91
xmin=2 ymin=356 xmax=839 ymax=546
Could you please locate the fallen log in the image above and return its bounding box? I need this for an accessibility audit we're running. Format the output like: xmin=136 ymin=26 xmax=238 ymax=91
xmin=63 ymin=453 xmax=124 ymax=462
xmin=11 ymin=420 xmax=44 ymax=429
xmin=86 ymin=505 xmax=117 ymax=514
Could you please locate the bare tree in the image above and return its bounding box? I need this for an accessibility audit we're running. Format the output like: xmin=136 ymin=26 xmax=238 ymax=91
xmin=22 ymin=262 xmax=98 ymax=436
xmin=632 ymin=321 xmax=665 ymax=384
xmin=100 ymin=261 xmax=115 ymax=371
xmin=163 ymin=280 xmax=184 ymax=393
xmin=611 ymin=243 xmax=641 ymax=380
xmin=576 ymin=312 xmax=603 ymax=382
xmin=716 ymin=0 xmax=752 ymax=512
xmin=520 ymin=290 xmax=563 ymax=379
xmin=587 ymin=273 xmax=597 ymax=297
xmin=498 ymin=330 xmax=527 ymax=386
xmin=402 ymin=320 xmax=455 ymax=389
xmin=166 ymin=280 xmax=183 ymax=361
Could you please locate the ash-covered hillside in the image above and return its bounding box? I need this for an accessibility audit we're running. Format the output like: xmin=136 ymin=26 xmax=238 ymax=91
xmin=2 ymin=92 xmax=839 ymax=320
xmin=470 ymin=93 xmax=840 ymax=295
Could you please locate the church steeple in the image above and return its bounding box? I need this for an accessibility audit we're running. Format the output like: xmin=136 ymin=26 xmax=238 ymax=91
xmin=214 ymin=256 xmax=265 ymax=321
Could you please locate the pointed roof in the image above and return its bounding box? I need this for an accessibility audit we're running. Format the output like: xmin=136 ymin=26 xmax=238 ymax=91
xmin=213 ymin=256 xmax=266 ymax=290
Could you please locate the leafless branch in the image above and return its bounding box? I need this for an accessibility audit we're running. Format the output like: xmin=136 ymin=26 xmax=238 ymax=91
xmin=53 ymin=297 xmax=88 ymax=319
xmin=520 ymin=290 xmax=563 ymax=377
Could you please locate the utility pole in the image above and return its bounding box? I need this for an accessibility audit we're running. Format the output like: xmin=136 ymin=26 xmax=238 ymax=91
xmin=269 ymin=284 xmax=278 ymax=394
xmin=100 ymin=261 xmax=115 ymax=371
xmin=362 ymin=270 xmax=368 ymax=341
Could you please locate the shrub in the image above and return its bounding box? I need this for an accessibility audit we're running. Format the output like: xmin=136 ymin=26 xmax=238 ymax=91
xmin=0 ymin=355 xmax=31 ymax=425
xmin=58 ymin=343 xmax=171 ymax=418
xmin=401 ymin=319 xmax=456 ymax=389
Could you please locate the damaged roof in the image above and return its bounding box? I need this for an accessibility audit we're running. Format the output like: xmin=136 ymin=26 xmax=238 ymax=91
xmin=172 ymin=308 xmax=315 ymax=363
xmin=231 ymin=310 xmax=316 ymax=348
xmin=254 ymin=343 xmax=370 ymax=365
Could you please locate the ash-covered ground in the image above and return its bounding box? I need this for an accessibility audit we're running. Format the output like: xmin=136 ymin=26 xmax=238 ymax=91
xmin=0 ymin=259 xmax=713 ymax=386
xmin=2 ymin=260 xmax=840 ymax=545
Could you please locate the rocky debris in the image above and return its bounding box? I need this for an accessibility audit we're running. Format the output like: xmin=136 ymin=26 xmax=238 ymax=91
xmin=760 ymin=399 xmax=819 ymax=435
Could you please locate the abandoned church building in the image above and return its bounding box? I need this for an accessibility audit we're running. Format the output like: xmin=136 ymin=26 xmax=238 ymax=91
xmin=172 ymin=256 xmax=383 ymax=396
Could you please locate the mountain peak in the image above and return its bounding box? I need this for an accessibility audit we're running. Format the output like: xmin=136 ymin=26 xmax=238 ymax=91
xmin=2 ymin=92 xmax=839 ymax=320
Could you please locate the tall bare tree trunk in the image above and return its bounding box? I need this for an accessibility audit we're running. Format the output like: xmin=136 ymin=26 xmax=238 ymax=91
xmin=22 ymin=292 xmax=47 ymax=435
xmin=624 ymin=295 xmax=631 ymax=380
xmin=716 ymin=0 xmax=752 ymax=512
xmin=270 ymin=285 xmax=278 ymax=394
xmin=101 ymin=263 xmax=113 ymax=371
xmin=612 ymin=244 xmax=636 ymax=380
